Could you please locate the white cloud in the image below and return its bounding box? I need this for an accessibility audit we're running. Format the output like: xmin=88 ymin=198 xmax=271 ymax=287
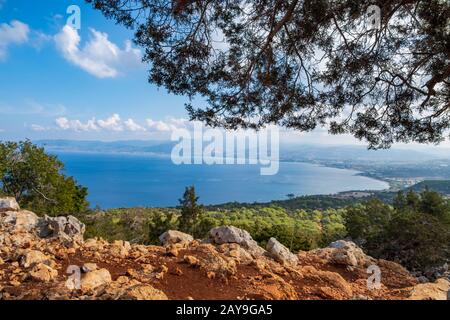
xmin=0 ymin=128 xmax=5 ymax=133
xmin=0 ymin=20 xmax=29 ymax=60
xmin=54 ymin=25 xmax=142 ymax=78
xmin=97 ymin=113 xmax=123 ymax=131
xmin=55 ymin=114 xmax=149 ymax=133
xmin=124 ymin=118 xmax=146 ymax=131
xmin=52 ymin=114 xmax=193 ymax=135
xmin=146 ymin=119 xmax=172 ymax=132
xmin=146 ymin=117 xmax=192 ymax=132
xmin=55 ymin=117 xmax=99 ymax=132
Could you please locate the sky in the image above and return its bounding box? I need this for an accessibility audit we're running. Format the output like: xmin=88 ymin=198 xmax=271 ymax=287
xmin=0 ymin=0 xmax=195 ymax=141
xmin=0 ymin=0 xmax=448 ymax=150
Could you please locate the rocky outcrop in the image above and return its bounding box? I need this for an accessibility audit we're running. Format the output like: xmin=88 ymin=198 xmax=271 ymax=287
xmin=0 ymin=200 xmax=84 ymax=244
xmin=159 ymin=230 xmax=193 ymax=246
xmin=119 ymin=284 xmax=168 ymax=300
xmin=407 ymin=278 xmax=450 ymax=300
xmin=20 ymin=249 xmax=55 ymax=268
xmin=266 ymin=237 xmax=298 ymax=266
xmin=38 ymin=215 xmax=85 ymax=242
xmin=0 ymin=208 xmax=39 ymax=233
xmin=209 ymin=226 xmax=265 ymax=255
xmin=29 ymin=263 xmax=58 ymax=282
xmin=80 ymin=269 xmax=112 ymax=292
xmin=0 ymin=198 xmax=444 ymax=301
xmin=0 ymin=197 xmax=20 ymax=212
xmin=308 ymin=240 xmax=375 ymax=269
xmin=109 ymin=240 xmax=132 ymax=258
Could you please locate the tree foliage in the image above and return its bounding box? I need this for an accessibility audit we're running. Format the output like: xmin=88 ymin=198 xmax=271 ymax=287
xmin=88 ymin=0 xmax=449 ymax=148
xmin=178 ymin=185 xmax=204 ymax=236
xmin=0 ymin=141 xmax=89 ymax=216
xmin=345 ymin=190 xmax=450 ymax=270
xmin=79 ymin=204 xmax=347 ymax=251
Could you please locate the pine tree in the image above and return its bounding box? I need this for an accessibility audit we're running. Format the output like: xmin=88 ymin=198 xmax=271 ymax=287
xmin=178 ymin=186 xmax=203 ymax=237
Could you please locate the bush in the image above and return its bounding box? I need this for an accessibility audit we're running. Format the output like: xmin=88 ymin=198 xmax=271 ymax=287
xmin=0 ymin=141 xmax=89 ymax=216
xmin=345 ymin=190 xmax=450 ymax=271
xmin=79 ymin=205 xmax=348 ymax=251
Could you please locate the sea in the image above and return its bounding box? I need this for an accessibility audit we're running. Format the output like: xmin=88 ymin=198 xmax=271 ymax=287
xmin=55 ymin=152 xmax=389 ymax=209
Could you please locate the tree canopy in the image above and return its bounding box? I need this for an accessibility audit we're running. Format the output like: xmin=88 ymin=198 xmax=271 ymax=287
xmin=88 ymin=0 xmax=449 ymax=148
xmin=345 ymin=190 xmax=450 ymax=270
xmin=178 ymin=185 xmax=204 ymax=236
xmin=0 ymin=141 xmax=89 ymax=216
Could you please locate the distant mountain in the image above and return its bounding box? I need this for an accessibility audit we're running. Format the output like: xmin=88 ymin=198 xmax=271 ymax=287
xmin=408 ymin=180 xmax=450 ymax=194
xmin=280 ymin=143 xmax=446 ymax=162
xmin=34 ymin=139 xmax=450 ymax=163
xmin=35 ymin=139 xmax=175 ymax=156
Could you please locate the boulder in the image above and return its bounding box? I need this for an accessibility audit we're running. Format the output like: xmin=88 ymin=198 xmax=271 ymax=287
xmin=328 ymin=240 xmax=370 ymax=267
xmin=188 ymin=244 xmax=237 ymax=277
xmin=83 ymin=238 xmax=105 ymax=250
xmin=159 ymin=230 xmax=193 ymax=246
xmin=119 ymin=284 xmax=169 ymax=300
xmin=184 ymin=255 xmax=200 ymax=267
xmin=82 ymin=263 xmax=98 ymax=273
xmin=0 ymin=210 xmax=39 ymax=232
xmin=266 ymin=237 xmax=298 ymax=266
xmin=247 ymin=275 xmax=298 ymax=300
xmin=20 ymin=250 xmax=54 ymax=268
xmin=217 ymin=243 xmax=255 ymax=264
xmin=38 ymin=215 xmax=85 ymax=242
xmin=29 ymin=263 xmax=58 ymax=282
xmin=0 ymin=197 xmax=20 ymax=212
xmin=209 ymin=226 xmax=264 ymax=255
xmin=407 ymin=278 xmax=450 ymax=300
xmin=309 ymin=240 xmax=373 ymax=268
xmin=300 ymin=266 xmax=353 ymax=299
xmin=110 ymin=240 xmax=131 ymax=258
xmin=80 ymin=269 xmax=112 ymax=292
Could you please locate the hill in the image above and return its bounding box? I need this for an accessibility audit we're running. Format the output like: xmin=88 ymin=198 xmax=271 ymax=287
xmin=1 ymin=197 xmax=449 ymax=300
xmin=408 ymin=180 xmax=450 ymax=195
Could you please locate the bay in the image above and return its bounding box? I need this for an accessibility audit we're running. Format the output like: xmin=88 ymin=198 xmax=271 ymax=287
xmin=55 ymin=152 xmax=389 ymax=209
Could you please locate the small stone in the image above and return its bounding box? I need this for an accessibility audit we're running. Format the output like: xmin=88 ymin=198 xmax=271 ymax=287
xmin=142 ymin=264 xmax=154 ymax=273
xmin=159 ymin=230 xmax=193 ymax=246
xmin=116 ymin=276 xmax=129 ymax=284
xmin=166 ymin=245 xmax=179 ymax=257
xmin=20 ymin=250 xmax=53 ymax=268
xmin=9 ymin=280 xmax=21 ymax=287
xmin=80 ymin=269 xmax=112 ymax=292
xmin=119 ymin=284 xmax=168 ymax=300
xmin=184 ymin=255 xmax=200 ymax=267
xmin=82 ymin=263 xmax=98 ymax=273
xmin=171 ymin=267 xmax=183 ymax=276
xmin=30 ymin=263 xmax=58 ymax=282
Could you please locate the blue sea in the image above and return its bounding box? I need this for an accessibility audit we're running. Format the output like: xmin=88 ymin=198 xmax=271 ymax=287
xmin=55 ymin=152 xmax=389 ymax=209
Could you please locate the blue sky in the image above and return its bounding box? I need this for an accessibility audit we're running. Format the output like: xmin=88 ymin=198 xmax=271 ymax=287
xmin=0 ymin=0 xmax=448 ymax=150
xmin=0 ymin=0 xmax=193 ymax=141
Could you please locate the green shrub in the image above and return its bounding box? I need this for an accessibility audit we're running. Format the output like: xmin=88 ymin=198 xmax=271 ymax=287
xmin=0 ymin=141 xmax=88 ymax=216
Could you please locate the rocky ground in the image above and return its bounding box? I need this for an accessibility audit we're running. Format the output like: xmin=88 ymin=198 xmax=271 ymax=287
xmin=1 ymin=197 xmax=449 ymax=300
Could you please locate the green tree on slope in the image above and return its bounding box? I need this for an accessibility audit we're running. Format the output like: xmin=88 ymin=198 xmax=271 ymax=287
xmin=345 ymin=190 xmax=450 ymax=270
xmin=179 ymin=186 xmax=204 ymax=237
xmin=0 ymin=141 xmax=89 ymax=216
